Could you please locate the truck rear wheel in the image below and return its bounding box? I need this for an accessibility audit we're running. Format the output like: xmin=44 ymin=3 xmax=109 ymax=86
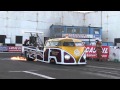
xmin=50 ymin=59 xmax=56 ymax=64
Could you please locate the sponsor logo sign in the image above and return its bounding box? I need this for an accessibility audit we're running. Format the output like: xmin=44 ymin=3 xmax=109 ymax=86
xmin=62 ymin=34 xmax=93 ymax=38
xmin=8 ymin=46 xmax=22 ymax=52
xmin=0 ymin=46 xmax=8 ymax=52
xmin=85 ymin=46 xmax=109 ymax=59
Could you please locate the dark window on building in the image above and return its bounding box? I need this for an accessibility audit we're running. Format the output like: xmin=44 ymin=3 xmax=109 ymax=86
xmin=16 ymin=36 xmax=23 ymax=44
xmin=54 ymin=27 xmax=63 ymax=33
xmin=0 ymin=35 xmax=6 ymax=43
xmin=67 ymin=28 xmax=74 ymax=33
xmin=81 ymin=28 xmax=89 ymax=34
xmin=74 ymin=28 xmax=80 ymax=34
xmin=114 ymin=38 xmax=120 ymax=46
xmin=52 ymin=27 xmax=63 ymax=38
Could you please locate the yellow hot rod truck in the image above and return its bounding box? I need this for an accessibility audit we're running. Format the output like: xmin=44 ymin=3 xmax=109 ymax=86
xmin=22 ymin=32 xmax=87 ymax=65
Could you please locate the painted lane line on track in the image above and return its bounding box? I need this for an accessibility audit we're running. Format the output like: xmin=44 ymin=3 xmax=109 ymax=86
xmin=85 ymin=72 xmax=120 ymax=79
xmin=9 ymin=70 xmax=38 ymax=72
xmin=9 ymin=70 xmax=55 ymax=79
xmin=71 ymin=67 xmax=120 ymax=78
xmin=87 ymin=65 xmax=120 ymax=71
xmin=9 ymin=71 xmax=23 ymax=72
xmin=23 ymin=71 xmax=56 ymax=79
xmin=94 ymin=70 xmax=120 ymax=76
xmin=83 ymin=65 xmax=120 ymax=78
xmin=82 ymin=68 xmax=120 ymax=76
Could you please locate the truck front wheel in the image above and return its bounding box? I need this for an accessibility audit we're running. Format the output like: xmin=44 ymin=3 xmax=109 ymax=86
xmin=26 ymin=55 xmax=34 ymax=61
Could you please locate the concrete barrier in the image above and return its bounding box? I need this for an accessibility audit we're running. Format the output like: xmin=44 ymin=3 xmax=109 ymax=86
xmin=109 ymin=47 xmax=120 ymax=62
xmin=0 ymin=46 xmax=22 ymax=52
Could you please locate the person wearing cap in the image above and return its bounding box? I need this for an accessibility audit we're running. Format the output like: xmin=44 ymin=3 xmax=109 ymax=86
xmin=95 ymin=39 xmax=102 ymax=61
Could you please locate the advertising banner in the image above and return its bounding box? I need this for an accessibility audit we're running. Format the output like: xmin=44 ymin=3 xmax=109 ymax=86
xmin=85 ymin=46 xmax=109 ymax=59
xmin=62 ymin=34 xmax=94 ymax=38
xmin=0 ymin=46 xmax=8 ymax=52
xmin=8 ymin=46 xmax=22 ymax=52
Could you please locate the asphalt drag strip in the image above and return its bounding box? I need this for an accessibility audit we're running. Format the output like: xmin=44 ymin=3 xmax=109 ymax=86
xmin=1 ymin=53 xmax=120 ymax=79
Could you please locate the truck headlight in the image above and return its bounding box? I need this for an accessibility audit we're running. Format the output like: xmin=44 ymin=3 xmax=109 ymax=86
xmin=65 ymin=55 xmax=70 ymax=60
xmin=83 ymin=54 xmax=86 ymax=59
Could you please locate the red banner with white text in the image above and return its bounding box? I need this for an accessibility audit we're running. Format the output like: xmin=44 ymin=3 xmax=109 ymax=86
xmin=85 ymin=46 xmax=109 ymax=59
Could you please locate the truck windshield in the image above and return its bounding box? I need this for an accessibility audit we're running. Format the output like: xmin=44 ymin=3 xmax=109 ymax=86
xmin=75 ymin=42 xmax=84 ymax=46
xmin=63 ymin=42 xmax=83 ymax=47
xmin=45 ymin=41 xmax=60 ymax=47
xmin=63 ymin=42 xmax=75 ymax=46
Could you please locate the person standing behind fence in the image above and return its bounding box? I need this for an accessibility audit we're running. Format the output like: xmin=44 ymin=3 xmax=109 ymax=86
xmin=95 ymin=39 xmax=102 ymax=61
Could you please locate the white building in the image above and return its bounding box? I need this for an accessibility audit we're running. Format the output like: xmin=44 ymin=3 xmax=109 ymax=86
xmin=0 ymin=11 xmax=120 ymax=45
xmin=84 ymin=11 xmax=120 ymax=43
xmin=0 ymin=11 xmax=84 ymax=44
